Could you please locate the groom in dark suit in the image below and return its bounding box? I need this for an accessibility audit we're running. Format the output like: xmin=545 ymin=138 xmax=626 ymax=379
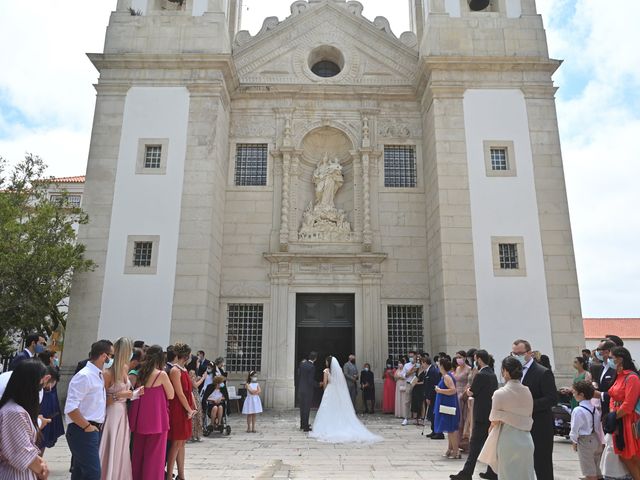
xmin=450 ymin=349 xmax=498 ymax=480
xmin=298 ymin=351 xmax=317 ymax=432
xmin=513 ymin=339 xmax=558 ymax=480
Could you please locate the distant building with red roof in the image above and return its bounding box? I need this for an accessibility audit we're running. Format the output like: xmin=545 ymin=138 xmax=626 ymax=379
xmin=584 ymin=318 xmax=640 ymax=363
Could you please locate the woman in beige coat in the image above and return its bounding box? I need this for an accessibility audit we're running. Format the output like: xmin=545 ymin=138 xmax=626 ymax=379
xmin=480 ymin=356 xmax=535 ymax=480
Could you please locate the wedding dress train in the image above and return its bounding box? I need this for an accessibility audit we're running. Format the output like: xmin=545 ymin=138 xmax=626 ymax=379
xmin=310 ymin=357 xmax=383 ymax=444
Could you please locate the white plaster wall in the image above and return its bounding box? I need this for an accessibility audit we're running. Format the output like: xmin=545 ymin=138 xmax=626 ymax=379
xmin=444 ymin=0 xmax=462 ymax=17
xmin=98 ymin=87 xmax=189 ymax=345
xmin=506 ymin=0 xmax=522 ymax=18
xmin=131 ymin=0 xmax=147 ymax=15
xmin=463 ymin=89 xmax=555 ymax=364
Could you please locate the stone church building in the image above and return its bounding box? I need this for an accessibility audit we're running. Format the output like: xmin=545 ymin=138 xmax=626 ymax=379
xmin=64 ymin=0 xmax=584 ymax=407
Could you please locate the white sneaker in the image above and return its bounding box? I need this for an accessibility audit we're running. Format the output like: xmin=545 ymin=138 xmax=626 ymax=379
xmin=401 ymin=419 xmax=408 ymax=426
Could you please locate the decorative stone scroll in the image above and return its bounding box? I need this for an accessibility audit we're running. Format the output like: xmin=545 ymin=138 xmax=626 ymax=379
xmin=299 ymin=153 xmax=352 ymax=242
xmin=378 ymin=120 xmax=412 ymax=138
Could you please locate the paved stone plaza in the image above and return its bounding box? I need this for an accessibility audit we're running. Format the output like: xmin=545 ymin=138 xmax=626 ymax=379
xmin=46 ymin=410 xmax=580 ymax=479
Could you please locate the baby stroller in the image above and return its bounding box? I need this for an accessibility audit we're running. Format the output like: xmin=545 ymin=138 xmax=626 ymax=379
xmin=552 ymin=389 xmax=572 ymax=438
xmin=203 ymin=396 xmax=231 ymax=436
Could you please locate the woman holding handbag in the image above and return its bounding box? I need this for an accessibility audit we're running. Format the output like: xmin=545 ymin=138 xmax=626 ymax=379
xmin=479 ymin=356 xmax=535 ymax=480
xmin=608 ymin=347 xmax=640 ymax=480
xmin=434 ymin=357 xmax=461 ymax=459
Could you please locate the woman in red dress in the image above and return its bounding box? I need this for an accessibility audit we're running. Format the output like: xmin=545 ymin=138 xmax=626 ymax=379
xmin=382 ymin=357 xmax=396 ymax=414
xmin=166 ymin=343 xmax=196 ymax=480
xmin=608 ymin=346 xmax=640 ymax=480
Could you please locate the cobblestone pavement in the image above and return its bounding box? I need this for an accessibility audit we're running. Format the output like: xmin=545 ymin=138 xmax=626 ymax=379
xmin=46 ymin=410 xmax=580 ymax=479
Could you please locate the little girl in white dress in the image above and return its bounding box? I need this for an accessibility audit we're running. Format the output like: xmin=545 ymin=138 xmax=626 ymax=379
xmin=242 ymin=370 xmax=263 ymax=433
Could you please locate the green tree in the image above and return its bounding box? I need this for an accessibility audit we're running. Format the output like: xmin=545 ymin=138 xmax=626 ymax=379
xmin=0 ymin=154 xmax=94 ymax=351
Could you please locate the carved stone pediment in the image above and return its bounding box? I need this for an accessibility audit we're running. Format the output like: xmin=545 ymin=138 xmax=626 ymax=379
xmin=232 ymin=1 xmax=418 ymax=86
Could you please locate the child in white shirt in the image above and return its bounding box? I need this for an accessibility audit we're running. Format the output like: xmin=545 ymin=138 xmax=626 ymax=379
xmin=570 ymin=380 xmax=605 ymax=480
xmin=242 ymin=370 xmax=262 ymax=433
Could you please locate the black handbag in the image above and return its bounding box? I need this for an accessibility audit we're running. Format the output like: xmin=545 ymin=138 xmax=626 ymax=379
xmin=603 ymin=411 xmax=618 ymax=434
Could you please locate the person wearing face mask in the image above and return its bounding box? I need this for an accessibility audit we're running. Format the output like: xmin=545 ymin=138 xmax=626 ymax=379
xmin=37 ymin=353 xmax=65 ymax=456
xmin=8 ymin=333 xmax=47 ymax=371
xmin=360 ymin=363 xmax=375 ymax=414
xmin=454 ymin=350 xmax=472 ymax=453
xmin=400 ymin=351 xmax=418 ymax=426
xmin=606 ymin=346 xmax=640 ymax=479
xmin=100 ymin=337 xmax=137 ymax=480
xmin=242 ymin=370 xmax=263 ymax=432
xmin=382 ymin=358 xmax=396 ymax=414
xmin=0 ymin=359 xmax=51 ymax=479
xmin=65 ymin=340 xmax=113 ymax=480
xmin=593 ymin=340 xmax=618 ymax=424
xmin=511 ymin=339 xmax=557 ymax=480
xmin=195 ymin=350 xmax=211 ymax=387
xmin=343 ymin=354 xmax=359 ymax=409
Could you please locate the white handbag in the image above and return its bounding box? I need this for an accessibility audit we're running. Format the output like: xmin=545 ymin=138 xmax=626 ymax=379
xmin=439 ymin=405 xmax=457 ymax=416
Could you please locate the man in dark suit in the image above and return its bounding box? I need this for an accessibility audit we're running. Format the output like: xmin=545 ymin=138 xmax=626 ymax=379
xmin=8 ymin=333 xmax=46 ymax=371
xmin=450 ymin=350 xmax=498 ymax=480
xmin=423 ymin=356 xmax=443 ymax=439
xmin=513 ymin=339 xmax=558 ymax=480
xmin=298 ymin=351 xmax=317 ymax=432
xmin=592 ymin=339 xmax=617 ymax=422
xmin=196 ymin=350 xmax=211 ymax=391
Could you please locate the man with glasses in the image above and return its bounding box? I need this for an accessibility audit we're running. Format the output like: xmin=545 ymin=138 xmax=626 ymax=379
xmin=64 ymin=340 xmax=113 ymax=480
xmin=592 ymin=339 xmax=617 ymax=421
xmin=511 ymin=339 xmax=557 ymax=480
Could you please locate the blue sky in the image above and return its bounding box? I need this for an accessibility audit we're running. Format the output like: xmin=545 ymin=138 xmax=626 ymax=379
xmin=0 ymin=0 xmax=638 ymax=318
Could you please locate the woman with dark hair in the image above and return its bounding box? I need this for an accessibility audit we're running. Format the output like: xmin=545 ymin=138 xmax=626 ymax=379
xmin=608 ymin=346 xmax=640 ymax=479
xmin=167 ymin=343 xmax=196 ymax=480
xmin=0 ymin=359 xmax=49 ymax=479
xmin=479 ymin=356 xmax=534 ymax=479
xmin=37 ymin=352 xmax=65 ymax=454
xmin=569 ymin=356 xmax=592 ymax=410
xmin=454 ymin=350 xmax=472 ymax=452
xmin=434 ymin=357 xmax=461 ymax=459
xmin=129 ymin=345 xmax=175 ymax=480
xmin=382 ymin=357 xmax=396 ymax=414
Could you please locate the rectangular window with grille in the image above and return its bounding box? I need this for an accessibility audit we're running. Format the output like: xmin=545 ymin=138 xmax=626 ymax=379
xmin=498 ymin=243 xmax=519 ymax=269
xmin=50 ymin=194 xmax=81 ymax=207
xmin=384 ymin=145 xmax=417 ymax=188
xmin=490 ymin=148 xmax=508 ymax=171
xmin=225 ymin=304 xmax=263 ymax=372
xmin=133 ymin=241 xmax=153 ymax=267
xmin=235 ymin=144 xmax=268 ymax=186
xmin=387 ymin=305 xmax=424 ymax=359
xmin=144 ymin=145 xmax=162 ymax=169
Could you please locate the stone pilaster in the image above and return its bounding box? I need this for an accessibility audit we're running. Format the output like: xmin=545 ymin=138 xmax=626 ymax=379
xmin=63 ymin=83 xmax=130 ymax=369
xmin=170 ymin=83 xmax=230 ymax=349
xmin=524 ymin=87 xmax=584 ymax=379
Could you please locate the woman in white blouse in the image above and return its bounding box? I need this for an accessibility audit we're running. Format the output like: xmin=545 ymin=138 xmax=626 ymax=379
xmin=482 ymin=356 xmax=535 ymax=480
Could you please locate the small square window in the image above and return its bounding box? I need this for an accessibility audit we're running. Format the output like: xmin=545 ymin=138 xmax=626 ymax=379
xmin=484 ymin=141 xmax=516 ymax=177
xmin=384 ymin=145 xmax=417 ymax=188
xmin=492 ymin=236 xmax=526 ymax=276
xmin=490 ymin=148 xmax=508 ymax=171
xmin=235 ymin=144 xmax=268 ymax=186
xmin=136 ymin=139 xmax=168 ymax=175
xmin=144 ymin=145 xmax=162 ymax=169
xmin=124 ymin=235 xmax=160 ymax=274
xmin=133 ymin=241 xmax=153 ymax=267
xmin=498 ymin=243 xmax=518 ymax=269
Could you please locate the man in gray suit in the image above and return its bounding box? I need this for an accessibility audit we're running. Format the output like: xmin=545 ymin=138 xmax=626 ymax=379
xmin=343 ymin=354 xmax=358 ymax=407
xmin=298 ymin=351 xmax=317 ymax=432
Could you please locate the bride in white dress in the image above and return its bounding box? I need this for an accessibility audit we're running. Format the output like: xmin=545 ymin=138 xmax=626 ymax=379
xmin=310 ymin=356 xmax=383 ymax=444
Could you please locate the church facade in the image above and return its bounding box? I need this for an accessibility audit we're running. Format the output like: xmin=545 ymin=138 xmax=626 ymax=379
xmin=64 ymin=0 xmax=584 ymax=407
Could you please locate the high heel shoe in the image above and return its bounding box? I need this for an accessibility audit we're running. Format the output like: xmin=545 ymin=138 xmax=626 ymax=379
xmin=442 ymin=449 xmax=452 ymax=458
xmin=447 ymin=453 xmax=462 ymax=460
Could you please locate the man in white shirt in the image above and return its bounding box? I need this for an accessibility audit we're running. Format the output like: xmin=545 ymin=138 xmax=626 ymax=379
xmin=64 ymin=339 xmax=113 ymax=480
xmin=569 ymin=381 xmax=604 ymax=480
xmin=401 ymin=351 xmax=417 ymax=426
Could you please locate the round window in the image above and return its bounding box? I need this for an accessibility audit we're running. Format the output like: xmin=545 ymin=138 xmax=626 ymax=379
xmin=308 ymin=46 xmax=344 ymax=79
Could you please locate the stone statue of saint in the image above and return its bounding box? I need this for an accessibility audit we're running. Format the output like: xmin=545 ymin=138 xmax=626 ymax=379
xmin=312 ymin=153 xmax=344 ymax=210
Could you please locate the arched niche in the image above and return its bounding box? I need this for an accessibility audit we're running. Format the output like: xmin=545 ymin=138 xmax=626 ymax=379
xmin=296 ymin=126 xmax=355 ymax=239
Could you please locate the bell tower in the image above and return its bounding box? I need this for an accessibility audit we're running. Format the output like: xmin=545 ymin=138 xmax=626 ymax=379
xmin=413 ymin=0 xmax=584 ymax=378
xmin=64 ymin=0 xmax=240 ymax=367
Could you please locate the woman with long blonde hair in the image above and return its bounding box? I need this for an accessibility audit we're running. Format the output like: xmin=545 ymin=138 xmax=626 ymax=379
xmin=99 ymin=337 xmax=140 ymax=480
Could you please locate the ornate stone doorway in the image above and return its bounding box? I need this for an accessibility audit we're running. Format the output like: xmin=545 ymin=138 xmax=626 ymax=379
xmin=294 ymin=293 xmax=355 ymax=407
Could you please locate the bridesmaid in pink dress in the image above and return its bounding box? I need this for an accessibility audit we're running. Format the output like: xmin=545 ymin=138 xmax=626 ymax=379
xmin=129 ymin=345 xmax=175 ymax=480
xmin=382 ymin=358 xmax=396 ymax=414
xmin=100 ymin=337 xmax=135 ymax=480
